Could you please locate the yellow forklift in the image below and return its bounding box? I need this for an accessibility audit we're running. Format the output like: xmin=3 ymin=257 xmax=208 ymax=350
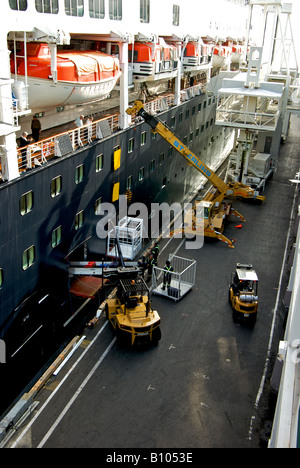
xmin=228 ymin=263 xmax=258 ymax=325
xmin=105 ymin=269 xmax=161 ymax=346
xmin=69 ymin=229 xmax=161 ymax=347
xmin=104 ymin=232 xmax=161 ymax=346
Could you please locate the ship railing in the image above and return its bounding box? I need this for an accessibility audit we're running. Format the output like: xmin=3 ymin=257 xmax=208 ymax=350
xmin=16 ymin=112 xmax=120 ymax=173
xmin=16 ymin=84 xmax=204 ymax=173
xmin=123 ymin=93 xmax=175 ymax=123
xmin=128 ymin=85 xmax=204 ymax=122
xmin=180 ymin=83 xmax=204 ymax=101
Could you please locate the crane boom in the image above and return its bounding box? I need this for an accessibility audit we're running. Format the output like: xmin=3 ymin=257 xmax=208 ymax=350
xmin=126 ymin=101 xmax=265 ymax=202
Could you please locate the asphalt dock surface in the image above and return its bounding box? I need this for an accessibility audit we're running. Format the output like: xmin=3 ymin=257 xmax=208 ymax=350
xmin=4 ymin=114 xmax=300 ymax=450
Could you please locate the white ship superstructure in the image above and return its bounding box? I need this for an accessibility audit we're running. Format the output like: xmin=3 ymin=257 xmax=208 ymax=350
xmin=0 ymin=0 xmax=247 ymax=181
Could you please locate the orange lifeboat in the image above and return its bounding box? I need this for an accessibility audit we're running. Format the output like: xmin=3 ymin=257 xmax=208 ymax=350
xmin=182 ymin=41 xmax=210 ymax=71
xmin=128 ymin=41 xmax=178 ymax=81
xmin=212 ymin=44 xmax=231 ymax=69
xmin=11 ymin=43 xmax=121 ymax=110
xmin=231 ymin=43 xmax=245 ymax=64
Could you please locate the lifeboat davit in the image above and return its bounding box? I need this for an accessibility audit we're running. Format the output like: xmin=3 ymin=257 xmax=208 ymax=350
xmin=11 ymin=43 xmax=121 ymax=110
xmin=128 ymin=41 xmax=179 ymax=82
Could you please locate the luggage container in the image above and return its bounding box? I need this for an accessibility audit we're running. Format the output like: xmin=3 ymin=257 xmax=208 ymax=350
xmin=107 ymin=217 xmax=143 ymax=260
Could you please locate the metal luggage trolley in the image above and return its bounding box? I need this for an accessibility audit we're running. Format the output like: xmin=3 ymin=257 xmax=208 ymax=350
xmin=152 ymin=255 xmax=196 ymax=301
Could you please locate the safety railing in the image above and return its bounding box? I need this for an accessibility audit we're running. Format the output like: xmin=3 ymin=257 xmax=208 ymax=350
xmin=17 ymin=112 xmax=120 ymax=173
xmin=16 ymin=83 xmax=206 ymax=174
xmin=216 ymin=107 xmax=279 ymax=130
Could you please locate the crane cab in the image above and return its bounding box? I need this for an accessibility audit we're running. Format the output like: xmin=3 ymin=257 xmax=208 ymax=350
xmin=229 ymin=263 xmax=258 ymax=325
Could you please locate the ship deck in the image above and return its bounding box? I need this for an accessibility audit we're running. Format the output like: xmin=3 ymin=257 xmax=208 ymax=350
xmin=2 ymin=114 xmax=300 ymax=450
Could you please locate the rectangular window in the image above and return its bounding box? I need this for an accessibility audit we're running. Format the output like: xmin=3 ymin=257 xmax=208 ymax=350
xmin=198 ymin=103 xmax=202 ymax=112
xmin=52 ymin=226 xmax=62 ymax=248
xmin=173 ymin=4 xmax=180 ymax=26
xmin=168 ymin=147 xmax=173 ymax=158
xmin=126 ymin=175 xmax=133 ymax=190
xmin=65 ymin=0 xmax=84 ymax=16
xmin=89 ymin=0 xmax=105 ymax=18
xmin=9 ymin=0 xmax=27 ymax=10
xmin=159 ymin=152 xmax=165 ymax=165
xmin=109 ymin=0 xmax=122 ymax=20
xmin=35 ymin=0 xmax=59 ymax=13
xmin=22 ymin=246 xmax=35 ymax=270
xmin=128 ymin=138 xmax=134 ymax=153
xmin=75 ymin=211 xmax=84 ymax=230
xmin=75 ymin=164 xmax=84 ymax=184
xmin=185 ymin=109 xmax=189 ymax=119
xmin=50 ymin=175 xmax=62 ymax=197
xmin=138 ymin=167 xmax=144 ymax=182
xmin=140 ymin=0 xmax=150 ymax=23
xmin=178 ymin=112 xmax=183 ymax=123
xmin=162 ymin=176 xmax=167 ymax=188
xmin=149 ymin=159 xmax=155 ymax=173
xmin=189 ymin=132 xmax=193 ymax=142
xmin=20 ymin=191 xmax=34 ymax=215
xmin=96 ymin=153 xmax=103 ymax=172
xmin=171 ymin=116 xmax=176 ymax=128
xmin=141 ymin=131 xmax=147 ymax=146
xmin=95 ymin=197 xmax=103 ymax=215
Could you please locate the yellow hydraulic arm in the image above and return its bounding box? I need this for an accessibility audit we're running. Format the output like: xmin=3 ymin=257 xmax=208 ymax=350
xmin=126 ymin=101 xmax=265 ymax=202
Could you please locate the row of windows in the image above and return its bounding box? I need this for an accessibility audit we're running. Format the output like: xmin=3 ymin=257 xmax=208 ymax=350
xmin=126 ymin=98 xmax=215 ymax=154
xmin=0 ymin=198 xmax=102 ymax=282
xmin=126 ymin=147 xmax=179 ymax=190
xmin=127 ymin=116 xmax=215 ymax=153
xmin=9 ymin=0 xmax=180 ymax=25
xmin=20 ymin=154 xmax=103 ymax=215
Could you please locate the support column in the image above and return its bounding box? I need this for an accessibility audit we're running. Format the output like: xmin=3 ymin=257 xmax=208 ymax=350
xmin=0 ymin=37 xmax=19 ymax=181
xmin=174 ymin=44 xmax=182 ymax=106
xmin=118 ymin=41 xmax=130 ymax=130
xmin=49 ymin=43 xmax=58 ymax=83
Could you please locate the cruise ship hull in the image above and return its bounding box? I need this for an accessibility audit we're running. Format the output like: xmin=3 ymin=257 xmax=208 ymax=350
xmin=0 ymin=93 xmax=234 ymax=412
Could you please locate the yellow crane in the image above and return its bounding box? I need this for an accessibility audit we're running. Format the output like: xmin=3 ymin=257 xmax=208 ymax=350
xmin=126 ymin=101 xmax=265 ymax=248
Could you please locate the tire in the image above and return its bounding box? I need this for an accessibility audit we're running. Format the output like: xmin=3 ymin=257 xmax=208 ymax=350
xmin=152 ymin=327 xmax=161 ymax=345
xmin=104 ymin=303 xmax=109 ymax=319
